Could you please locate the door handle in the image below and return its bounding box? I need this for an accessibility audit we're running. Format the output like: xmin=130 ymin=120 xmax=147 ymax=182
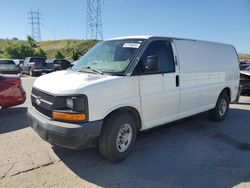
xmin=176 ymin=75 xmax=179 ymax=87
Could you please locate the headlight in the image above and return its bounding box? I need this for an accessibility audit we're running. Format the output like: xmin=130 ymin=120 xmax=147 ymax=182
xmin=66 ymin=97 xmax=74 ymax=109
xmin=65 ymin=96 xmax=87 ymax=112
xmin=53 ymin=95 xmax=88 ymax=112
xmin=52 ymin=95 xmax=88 ymax=122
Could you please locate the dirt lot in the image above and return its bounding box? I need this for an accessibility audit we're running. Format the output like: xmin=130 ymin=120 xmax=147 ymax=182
xmin=0 ymin=76 xmax=250 ymax=188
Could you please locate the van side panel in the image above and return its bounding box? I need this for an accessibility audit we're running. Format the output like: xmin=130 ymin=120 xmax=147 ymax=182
xmin=174 ymin=40 xmax=239 ymax=119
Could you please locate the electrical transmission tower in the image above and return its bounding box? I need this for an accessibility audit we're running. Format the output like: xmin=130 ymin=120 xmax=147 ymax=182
xmin=28 ymin=10 xmax=42 ymax=41
xmin=85 ymin=0 xmax=103 ymax=40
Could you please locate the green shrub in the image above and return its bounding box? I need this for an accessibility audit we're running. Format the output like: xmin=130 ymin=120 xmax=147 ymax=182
xmin=27 ymin=35 xmax=37 ymax=48
xmin=71 ymin=49 xmax=79 ymax=61
xmin=2 ymin=41 xmax=35 ymax=59
xmin=35 ymin=48 xmax=47 ymax=58
xmin=2 ymin=40 xmax=47 ymax=59
xmin=54 ymin=51 xmax=64 ymax=59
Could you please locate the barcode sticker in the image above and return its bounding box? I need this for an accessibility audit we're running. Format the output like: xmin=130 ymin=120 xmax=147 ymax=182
xmin=123 ymin=43 xmax=141 ymax=48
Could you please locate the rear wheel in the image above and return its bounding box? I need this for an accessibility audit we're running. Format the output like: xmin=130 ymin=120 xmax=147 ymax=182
xmin=99 ymin=112 xmax=137 ymax=162
xmin=209 ymin=91 xmax=230 ymax=121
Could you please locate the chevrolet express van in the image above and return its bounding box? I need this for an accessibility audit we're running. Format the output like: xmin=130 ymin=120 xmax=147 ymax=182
xmin=28 ymin=36 xmax=240 ymax=162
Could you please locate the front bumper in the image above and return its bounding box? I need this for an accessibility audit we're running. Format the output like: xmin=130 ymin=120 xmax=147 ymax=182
xmin=33 ymin=69 xmax=55 ymax=73
xmin=0 ymin=70 xmax=18 ymax=74
xmin=27 ymin=107 xmax=103 ymax=149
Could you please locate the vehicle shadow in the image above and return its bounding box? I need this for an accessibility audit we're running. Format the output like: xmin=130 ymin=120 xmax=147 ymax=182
xmin=19 ymin=74 xmax=28 ymax=78
xmin=53 ymin=108 xmax=250 ymax=188
xmin=0 ymin=107 xmax=28 ymax=134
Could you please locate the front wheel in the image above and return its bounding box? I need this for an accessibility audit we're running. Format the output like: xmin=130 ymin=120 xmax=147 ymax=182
xmin=99 ymin=112 xmax=137 ymax=162
xmin=209 ymin=91 xmax=230 ymax=121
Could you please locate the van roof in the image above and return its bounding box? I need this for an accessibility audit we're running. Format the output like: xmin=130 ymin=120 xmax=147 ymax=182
xmin=107 ymin=35 xmax=232 ymax=47
xmin=107 ymin=35 xmax=152 ymax=40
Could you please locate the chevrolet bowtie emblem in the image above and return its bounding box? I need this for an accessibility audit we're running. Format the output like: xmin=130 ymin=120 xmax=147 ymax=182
xmin=36 ymin=97 xmax=42 ymax=105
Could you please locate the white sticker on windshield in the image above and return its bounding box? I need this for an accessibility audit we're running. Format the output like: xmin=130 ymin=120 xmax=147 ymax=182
xmin=123 ymin=43 xmax=141 ymax=48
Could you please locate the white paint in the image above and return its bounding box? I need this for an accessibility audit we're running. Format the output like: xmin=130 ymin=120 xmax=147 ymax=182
xmin=174 ymin=39 xmax=239 ymax=119
xmin=107 ymin=35 xmax=152 ymax=41
xmin=33 ymin=36 xmax=240 ymax=131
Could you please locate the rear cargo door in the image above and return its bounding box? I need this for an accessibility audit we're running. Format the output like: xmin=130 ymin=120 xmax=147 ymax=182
xmin=138 ymin=40 xmax=180 ymax=129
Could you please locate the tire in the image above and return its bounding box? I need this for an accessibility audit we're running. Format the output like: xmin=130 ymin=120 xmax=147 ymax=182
xmin=99 ymin=112 xmax=137 ymax=162
xmin=209 ymin=91 xmax=230 ymax=121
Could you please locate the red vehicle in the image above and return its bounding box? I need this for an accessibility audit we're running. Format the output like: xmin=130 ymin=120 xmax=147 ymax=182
xmin=0 ymin=74 xmax=26 ymax=109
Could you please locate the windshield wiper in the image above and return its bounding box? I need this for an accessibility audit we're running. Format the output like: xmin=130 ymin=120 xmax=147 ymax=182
xmin=78 ymin=66 xmax=103 ymax=75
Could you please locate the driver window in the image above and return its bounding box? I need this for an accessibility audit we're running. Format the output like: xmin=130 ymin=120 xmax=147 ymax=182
xmin=141 ymin=41 xmax=175 ymax=74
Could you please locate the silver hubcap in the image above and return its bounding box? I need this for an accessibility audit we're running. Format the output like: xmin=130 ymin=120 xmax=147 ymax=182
xmin=219 ymin=99 xmax=227 ymax=116
xmin=116 ymin=123 xmax=133 ymax=152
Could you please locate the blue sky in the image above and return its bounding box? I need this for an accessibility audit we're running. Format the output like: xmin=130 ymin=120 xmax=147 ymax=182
xmin=0 ymin=0 xmax=249 ymax=53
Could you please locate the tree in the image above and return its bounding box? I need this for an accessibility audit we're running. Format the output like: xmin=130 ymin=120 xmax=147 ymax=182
xmin=19 ymin=43 xmax=36 ymax=58
xmin=27 ymin=35 xmax=37 ymax=48
xmin=2 ymin=41 xmax=35 ymax=59
xmin=71 ymin=49 xmax=79 ymax=61
xmin=35 ymin=48 xmax=47 ymax=58
xmin=54 ymin=51 xmax=64 ymax=59
xmin=2 ymin=41 xmax=19 ymax=59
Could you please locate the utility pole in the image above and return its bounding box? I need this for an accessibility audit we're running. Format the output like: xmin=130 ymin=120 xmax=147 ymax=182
xmin=85 ymin=0 xmax=103 ymax=40
xmin=28 ymin=10 xmax=42 ymax=41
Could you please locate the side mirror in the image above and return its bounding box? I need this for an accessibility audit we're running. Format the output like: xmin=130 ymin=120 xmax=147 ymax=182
xmin=144 ymin=55 xmax=160 ymax=72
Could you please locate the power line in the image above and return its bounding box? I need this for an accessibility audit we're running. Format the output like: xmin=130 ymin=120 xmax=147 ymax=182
xmin=28 ymin=10 xmax=42 ymax=41
xmin=85 ymin=0 xmax=103 ymax=40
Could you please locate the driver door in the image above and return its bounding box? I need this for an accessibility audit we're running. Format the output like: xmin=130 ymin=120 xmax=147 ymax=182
xmin=138 ymin=40 xmax=180 ymax=129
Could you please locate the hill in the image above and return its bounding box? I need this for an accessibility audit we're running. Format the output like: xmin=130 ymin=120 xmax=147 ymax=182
xmin=37 ymin=39 xmax=99 ymax=60
xmin=0 ymin=39 xmax=99 ymax=61
xmin=239 ymin=53 xmax=250 ymax=60
xmin=0 ymin=39 xmax=249 ymax=61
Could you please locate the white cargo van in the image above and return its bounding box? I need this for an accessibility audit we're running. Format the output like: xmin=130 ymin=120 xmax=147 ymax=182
xmin=28 ymin=36 xmax=240 ymax=162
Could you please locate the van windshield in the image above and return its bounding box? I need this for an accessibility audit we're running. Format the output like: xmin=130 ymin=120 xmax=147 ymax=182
xmin=72 ymin=39 xmax=145 ymax=75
